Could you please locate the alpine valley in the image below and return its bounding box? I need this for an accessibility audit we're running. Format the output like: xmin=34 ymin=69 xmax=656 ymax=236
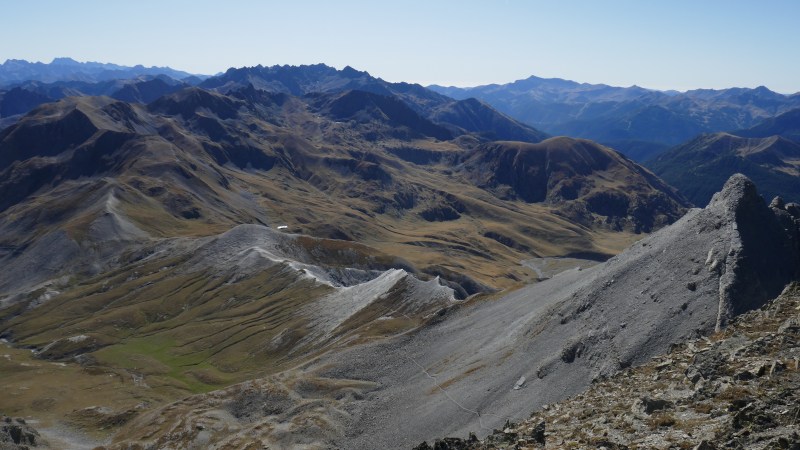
xmin=0 ymin=60 xmax=798 ymax=450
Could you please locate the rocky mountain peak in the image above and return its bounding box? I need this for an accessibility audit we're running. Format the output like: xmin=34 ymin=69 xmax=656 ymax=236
xmin=697 ymin=174 xmax=800 ymax=329
xmin=707 ymin=172 xmax=761 ymax=210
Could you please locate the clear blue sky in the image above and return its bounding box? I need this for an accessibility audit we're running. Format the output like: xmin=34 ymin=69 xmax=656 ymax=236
xmin=2 ymin=0 xmax=799 ymax=93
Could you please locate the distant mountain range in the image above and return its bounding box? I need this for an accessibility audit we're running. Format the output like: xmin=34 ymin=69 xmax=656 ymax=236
xmin=0 ymin=57 xmax=202 ymax=85
xmin=0 ymin=58 xmax=208 ymax=128
xmin=0 ymin=62 xmax=547 ymax=144
xmin=201 ymin=64 xmax=548 ymax=143
xmin=6 ymin=60 xmax=800 ymax=165
xmin=4 ymin=60 xmax=800 ymax=208
xmin=0 ymin=76 xmax=191 ymax=116
xmin=430 ymin=76 xmax=800 ymax=160
xmin=644 ymin=106 xmax=800 ymax=206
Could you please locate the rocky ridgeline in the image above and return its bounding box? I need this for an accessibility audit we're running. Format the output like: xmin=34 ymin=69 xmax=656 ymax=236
xmin=0 ymin=417 xmax=43 ymax=449
xmin=415 ymin=283 xmax=800 ymax=450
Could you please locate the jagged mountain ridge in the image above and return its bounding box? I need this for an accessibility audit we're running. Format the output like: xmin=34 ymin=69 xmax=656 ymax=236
xmin=647 ymin=132 xmax=800 ymax=206
xmin=101 ymin=175 xmax=800 ymax=448
xmin=429 ymin=77 xmax=800 ymax=160
xmin=201 ymin=64 xmax=549 ymax=143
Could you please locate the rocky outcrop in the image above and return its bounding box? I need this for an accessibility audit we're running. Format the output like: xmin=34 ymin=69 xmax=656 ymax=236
xmin=711 ymin=175 xmax=800 ymax=328
xmin=0 ymin=417 xmax=44 ymax=449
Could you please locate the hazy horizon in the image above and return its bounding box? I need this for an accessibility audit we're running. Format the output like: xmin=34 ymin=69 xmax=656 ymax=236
xmin=2 ymin=0 xmax=799 ymax=93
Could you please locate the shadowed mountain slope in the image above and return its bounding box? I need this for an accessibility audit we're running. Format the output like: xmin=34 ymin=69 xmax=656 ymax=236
xmin=461 ymin=138 xmax=688 ymax=232
xmin=311 ymin=90 xmax=453 ymax=140
xmin=734 ymin=107 xmax=800 ymax=142
xmin=429 ymin=97 xmax=546 ymax=143
xmin=647 ymin=132 xmax=800 ymax=206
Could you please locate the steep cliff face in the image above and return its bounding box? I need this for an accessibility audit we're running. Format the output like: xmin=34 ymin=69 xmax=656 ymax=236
xmin=707 ymin=175 xmax=800 ymax=328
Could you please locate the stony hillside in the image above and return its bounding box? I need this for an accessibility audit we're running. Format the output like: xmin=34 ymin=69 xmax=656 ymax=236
xmin=419 ymin=282 xmax=800 ymax=449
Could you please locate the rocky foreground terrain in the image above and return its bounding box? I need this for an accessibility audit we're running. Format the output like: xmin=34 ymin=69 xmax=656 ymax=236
xmin=417 ymin=283 xmax=800 ymax=450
